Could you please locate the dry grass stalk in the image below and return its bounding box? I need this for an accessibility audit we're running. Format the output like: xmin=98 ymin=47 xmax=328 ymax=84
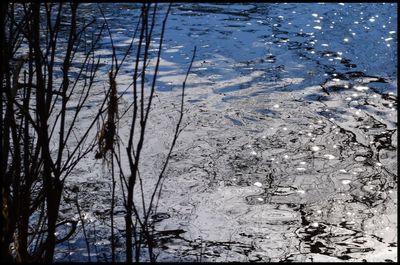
xmin=96 ymin=70 xmax=118 ymax=159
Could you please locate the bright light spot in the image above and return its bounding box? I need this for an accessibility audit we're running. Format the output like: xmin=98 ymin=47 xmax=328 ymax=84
xmin=254 ymin=182 xmax=262 ymax=187
xmin=376 ymin=162 xmax=382 ymax=167
xmin=321 ymin=43 xmax=329 ymax=47
xmin=311 ymin=146 xmax=320 ymax=151
xmin=297 ymin=190 xmax=305 ymax=194
xmin=311 ymin=222 xmax=319 ymax=227
xmin=350 ymin=100 xmax=359 ymax=106
xmin=354 ymin=86 xmax=368 ymax=91
xmin=273 ymin=104 xmax=280 ymax=108
xmin=296 ymin=167 xmax=306 ymax=171
xmin=343 ymin=38 xmax=349 ymax=42
xmin=385 ymin=37 xmax=393 ymax=42
xmin=257 ymin=197 xmax=264 ymax=202
xmin=342 ymin=179 xmax=351 ymax=185
xmin=345 ymin=97 xmax=352 ymax=101
xmin=283 ymin=127 xmax=288 ymax=131
xmin=317 ymin=210 xmax=322 ymax=214
xmin=339 ymin=169 xmax=347 ymax=173
xmin=314 ymin=26 xmax=322 ymax=30
xmin=324 ymin=154 xmax=336 ymax=160
xmin=312 ymin=13 xmax=318 ymax=17
xmin=284 ymin=155 xmax=289 ymax=159
xmin=300 ymin=161 xmax=307 ymax=165
xmin=369 ymin=17 xmax=376 ymax=22
xmin=250 ymin=151 xmax=257 ymax=156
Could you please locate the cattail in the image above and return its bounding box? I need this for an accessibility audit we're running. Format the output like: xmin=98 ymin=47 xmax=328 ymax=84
xmin=95 ymin=70 xmax=118 ymax=159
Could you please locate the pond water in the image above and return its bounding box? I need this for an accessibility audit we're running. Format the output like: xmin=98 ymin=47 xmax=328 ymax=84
xmin=57 ymin=3 xmax=397 ymax=262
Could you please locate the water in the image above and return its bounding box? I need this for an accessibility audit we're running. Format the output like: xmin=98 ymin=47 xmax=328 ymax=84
xmin=55 ymin=3 xmax=397 ymax=262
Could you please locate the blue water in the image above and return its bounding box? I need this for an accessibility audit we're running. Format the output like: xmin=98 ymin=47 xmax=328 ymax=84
xmin=76 ymin=3 xmax=397 ymax=94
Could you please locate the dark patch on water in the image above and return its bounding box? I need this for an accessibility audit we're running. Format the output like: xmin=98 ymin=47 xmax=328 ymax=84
xmin=224 ymin=115 xmax=244 ymax=126
xmin=151 ymin=212 xmax=171 ymax=223
xmin=255 ymin=108 xmax=279 ymax=117
xmin=303 ymin=93 xmax=330 ymax=102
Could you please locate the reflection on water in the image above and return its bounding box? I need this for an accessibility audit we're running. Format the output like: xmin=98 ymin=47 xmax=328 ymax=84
xmin=55 ymin=3 xmax=397 ymax=262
